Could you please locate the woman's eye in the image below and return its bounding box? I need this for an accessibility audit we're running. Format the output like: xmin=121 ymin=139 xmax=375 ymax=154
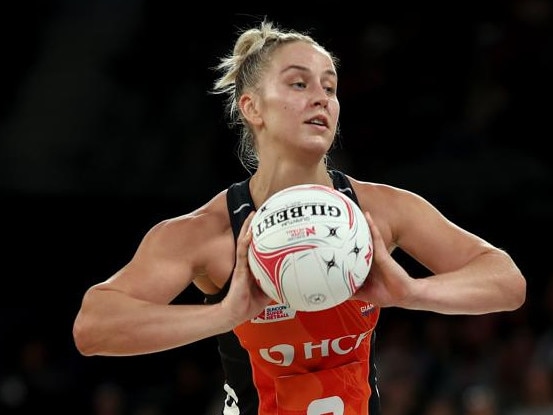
xmin=292 ymin=82 xmax=306 ymax=89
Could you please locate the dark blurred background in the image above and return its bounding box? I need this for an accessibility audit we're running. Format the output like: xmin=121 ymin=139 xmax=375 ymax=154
xmin=1 ymin=2 xmax=552 ymax=414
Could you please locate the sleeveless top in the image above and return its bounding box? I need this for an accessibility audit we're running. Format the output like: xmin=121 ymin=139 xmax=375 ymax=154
xmin=204 ymin=170 xmax=381 ymax=415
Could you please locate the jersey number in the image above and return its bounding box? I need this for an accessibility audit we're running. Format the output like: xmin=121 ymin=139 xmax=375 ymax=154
xmin=307 ymin=396 xmax=344 ymax=415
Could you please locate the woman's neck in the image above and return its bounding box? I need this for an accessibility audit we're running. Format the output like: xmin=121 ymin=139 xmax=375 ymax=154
xmin=249 ymin=162 xmax=333 ymax=208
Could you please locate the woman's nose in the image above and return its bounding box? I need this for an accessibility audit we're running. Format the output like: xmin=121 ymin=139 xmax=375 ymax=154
xmin=312 ymin=87 xmax=329 ymax=108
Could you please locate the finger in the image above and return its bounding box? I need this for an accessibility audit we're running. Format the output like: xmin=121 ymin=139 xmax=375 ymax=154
xmin=364 ymin=210 xmax=383 ymax=249
xmin=235 ymin=211 xmax=255 ymax=268
xmin=363 ymin=210 xmax=376 ymax=231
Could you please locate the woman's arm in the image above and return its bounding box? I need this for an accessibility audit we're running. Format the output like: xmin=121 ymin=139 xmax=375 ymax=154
xmin=73 ymin=198 xmax=270 ymax=357
xmin=352 ymin=182 xmax=526 ymax=314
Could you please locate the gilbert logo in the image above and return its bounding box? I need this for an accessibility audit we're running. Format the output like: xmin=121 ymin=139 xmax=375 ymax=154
xmin=253 ymin=203 xmax=342 ymax=237
xmin=251 ymin=304 xmax=296 ymax=323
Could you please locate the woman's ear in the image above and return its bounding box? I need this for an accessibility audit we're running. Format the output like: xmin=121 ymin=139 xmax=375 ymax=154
xmin=239 ymin=93 xmax=263 ymax=126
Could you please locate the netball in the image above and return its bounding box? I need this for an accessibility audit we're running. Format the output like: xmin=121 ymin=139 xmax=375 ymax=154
xmin=248 ymin=184 xmax=373 ymax=312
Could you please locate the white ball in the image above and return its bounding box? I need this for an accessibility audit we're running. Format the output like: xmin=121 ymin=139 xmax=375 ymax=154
xmin=248 ymin=184 xmax=373 ymax=312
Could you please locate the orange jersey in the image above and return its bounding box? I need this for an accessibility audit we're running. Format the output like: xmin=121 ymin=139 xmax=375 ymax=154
xmin=235 ymin=299 xmax=379 ymax=415
xmin=206 ymin=170 xmax=381 ymax=415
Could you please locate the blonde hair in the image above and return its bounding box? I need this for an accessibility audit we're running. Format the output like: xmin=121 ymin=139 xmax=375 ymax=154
xmin=212 ymin=19 xmax=338 ymax=173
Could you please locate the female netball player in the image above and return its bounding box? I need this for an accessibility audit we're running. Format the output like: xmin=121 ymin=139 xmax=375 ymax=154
xmin=73 ymin=19 xmax=526 ymax=415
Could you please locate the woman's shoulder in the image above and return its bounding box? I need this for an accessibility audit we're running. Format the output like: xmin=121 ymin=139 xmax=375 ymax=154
xmin=144 ymin=189 xmax=233 ymax=245
xmin=344 ymin=173 xmax=434 ymax=228
xmin=345 ymin=174 xmax=415 ymax=201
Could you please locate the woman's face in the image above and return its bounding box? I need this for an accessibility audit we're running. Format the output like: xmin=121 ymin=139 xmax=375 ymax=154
xmin=252 ymin=41 xmax=340 ymax=163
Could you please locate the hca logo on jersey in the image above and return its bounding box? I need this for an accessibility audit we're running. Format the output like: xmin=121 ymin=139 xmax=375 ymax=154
xmin=259 ymin=330 xmax=372 ymax=366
